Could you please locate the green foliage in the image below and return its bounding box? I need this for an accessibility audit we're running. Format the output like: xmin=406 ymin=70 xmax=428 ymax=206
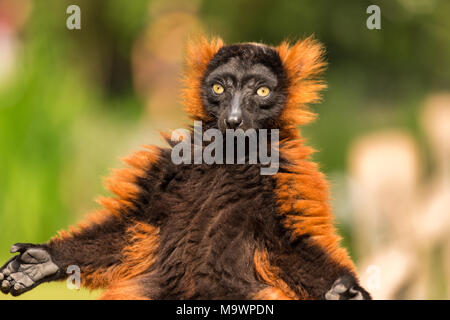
xmin=0 ymin=1 xmax=144 ymax=260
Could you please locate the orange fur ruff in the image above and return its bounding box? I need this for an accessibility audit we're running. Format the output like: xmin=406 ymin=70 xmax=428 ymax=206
xmin=181 ymin=36 xmax=224 ymax=121
xmin=273 ymin=39 xmax=356 ymax=273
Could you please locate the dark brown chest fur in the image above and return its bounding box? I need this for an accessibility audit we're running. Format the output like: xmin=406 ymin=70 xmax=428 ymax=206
xmin=143 ymin=161 xmax=281 ymax=299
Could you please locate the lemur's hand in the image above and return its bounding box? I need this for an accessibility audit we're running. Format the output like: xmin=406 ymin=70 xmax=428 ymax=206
xmin=0 ymin=243 xmax=59 ymax=296
xmin=325 ymin=275 xmax=371 ymax=300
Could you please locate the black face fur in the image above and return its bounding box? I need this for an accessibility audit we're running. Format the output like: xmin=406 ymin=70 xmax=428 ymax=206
xmin=201 ymin=44 xmax=288 ymax=132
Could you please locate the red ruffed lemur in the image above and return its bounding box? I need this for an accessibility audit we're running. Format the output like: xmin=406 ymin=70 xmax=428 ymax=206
xmin=0 ymin=36 xmax=371 ymax=300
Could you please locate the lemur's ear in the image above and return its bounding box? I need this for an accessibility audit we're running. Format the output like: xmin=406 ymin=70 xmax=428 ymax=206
xmin=276 ymin=37 xmax=327 ymax=128
xmin=182 ymin=35 xmax=224 ymax=121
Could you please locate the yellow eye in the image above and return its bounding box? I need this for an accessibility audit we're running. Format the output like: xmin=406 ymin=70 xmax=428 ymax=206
xmin=212 ymin=84 xmax=224 ymax=94
xmin=257 ymin=86 xmax=270 ymax=97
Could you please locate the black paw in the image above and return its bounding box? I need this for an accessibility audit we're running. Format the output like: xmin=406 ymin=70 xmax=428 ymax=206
xmin=0 ymin=243 xmax=59 ymax=296
xmin=325 ymin=275 xmax=371 ymax=300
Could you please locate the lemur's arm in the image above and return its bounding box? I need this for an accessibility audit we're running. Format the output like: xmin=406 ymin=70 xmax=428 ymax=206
xmin=0 ymin=215 xmax=128 ymax=296
xmin=254 ymin=152 xmax=371 ymax=300
xmin=254 ymin=238 xmax=370 ymax=300
xmin=0 ymin=146 xmax=168 ymax=296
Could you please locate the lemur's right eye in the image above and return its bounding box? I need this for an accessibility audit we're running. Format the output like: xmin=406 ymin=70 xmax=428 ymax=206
xmin=212 ymin=84 xmax=224 ymax=95
xmin=256 ymin=86 xmax=270 ymax=97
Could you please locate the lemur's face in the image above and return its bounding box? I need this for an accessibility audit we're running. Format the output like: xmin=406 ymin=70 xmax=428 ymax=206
xmin=201 ymin=44 xmax=287 ymax=131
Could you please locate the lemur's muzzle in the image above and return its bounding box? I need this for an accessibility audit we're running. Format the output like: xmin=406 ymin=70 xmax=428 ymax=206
xmin=225 ymin=92 xmax=243 ymax=129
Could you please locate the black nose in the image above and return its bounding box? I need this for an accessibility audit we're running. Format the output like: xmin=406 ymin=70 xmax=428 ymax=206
xmin=226 ymin=115 xmax=243 ymax=129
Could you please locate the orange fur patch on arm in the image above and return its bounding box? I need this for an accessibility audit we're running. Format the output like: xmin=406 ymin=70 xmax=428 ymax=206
xmin=79 ymin=222 xmax=160 ymax=290
xmin=99 ymin=278 xmax=150 ymax=300
xmin=253 ymin=287 xmax=294 ymax=300
xmin=112 ymin=222 xmax=160 ymax=280
xmin=253 ymin=249 xmax=305 ymax=300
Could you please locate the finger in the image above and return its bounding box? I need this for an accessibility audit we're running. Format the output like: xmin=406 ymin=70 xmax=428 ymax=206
xmin=10 ymin=272 xmax=35 ymax=288
xmin=349 ymin=288 xmax=364 ymax=300
xmin=2 ymin=268 xmax=11 ymax=277
xmin=11 ymin=282 xmax=27 ymax=296
xmin=2 ymin=258 xmax=21 ymax=276
xmin=333 ymin=283 xmax=348 ymax=294
xmin=0 ymin=261 xmax=19 ymax=280
xmin=325 ymin=290 xmax=340 ymax=300
xmin=9 ymin=273 xmax=35 ymax=296
xmin=10 ymin=243 xmax=36 ymax=254
xmin=1 ymin=280 xmax=11 ymax=294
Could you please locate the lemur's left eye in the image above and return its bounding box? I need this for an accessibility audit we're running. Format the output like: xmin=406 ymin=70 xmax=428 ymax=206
xmin=256 ymin=86 xmax=270 ymax=97
xmin=212 ymin=84 xmax=224 ymax=95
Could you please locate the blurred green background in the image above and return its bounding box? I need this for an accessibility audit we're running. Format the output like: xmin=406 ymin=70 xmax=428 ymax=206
xmin=0 ymin=0 xmax=449 ymax=299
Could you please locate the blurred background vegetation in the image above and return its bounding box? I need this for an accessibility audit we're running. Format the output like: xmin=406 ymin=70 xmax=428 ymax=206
xmin=0 ymin=0 xmax=449 ymax=299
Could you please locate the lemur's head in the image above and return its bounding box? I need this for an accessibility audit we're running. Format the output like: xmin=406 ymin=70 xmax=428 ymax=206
xmin=182 ymin=36 xmax=327 ymax=133
xmin=201 ymin=44 xmax=288 ymax=132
